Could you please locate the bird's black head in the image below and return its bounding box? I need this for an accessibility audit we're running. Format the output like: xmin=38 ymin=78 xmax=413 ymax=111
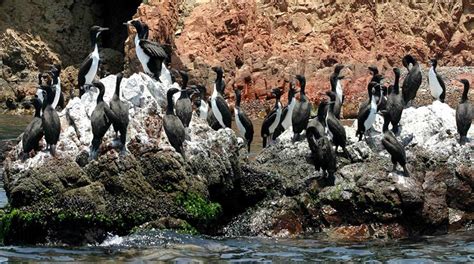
xmin=372 ymin=74 xmax=384 ymax=84
xmin=334 ymin=65 xmax=344 ymax=74
xmin=167 ymin=87 xmax=180 ymax=96
xmin=196 ymin=84 xmax=206 ymax=96
xmin=234 ymin=88 xmax=242 ymax=97
xmin=429 ymin=58 xmax=438 ymax=68
xmin=49 ymin=64 xmax=61 ymax=77
xmin=271 ymin=88 xmax=282 ymax=98
xmin=90 ymin=25 xmax=109 ymax=36
xmin=124 ymin=20 xmax=147 ymax=38
xmin=368 ymin=65 xmax=379 ymax=75
xmin=289 ymin=80 xmax=298 ymax=95
xmin=92 ymin=80 xmax=105 ymax=93
xmin=295 ymin=75 xmax=305 ymax=83
xmin=38 ymin=71 xmax=52 ymax=86
xmin=212 ymin=66 xmax=223 ymax=76
xmin=457 ymin=79 xmax=470 ymax=87
xmin=402 ymin=54 xmax=416 ymax=67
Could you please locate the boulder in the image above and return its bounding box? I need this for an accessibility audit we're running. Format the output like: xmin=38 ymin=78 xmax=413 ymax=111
xmin=225 ymin=101 xmax=473 ymax=238
xmin=2 ymin=72 xmax=244 ymax=245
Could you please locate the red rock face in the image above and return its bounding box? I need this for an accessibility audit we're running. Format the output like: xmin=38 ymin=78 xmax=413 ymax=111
xmin=127 ymin=0 xmax=473 ymax=116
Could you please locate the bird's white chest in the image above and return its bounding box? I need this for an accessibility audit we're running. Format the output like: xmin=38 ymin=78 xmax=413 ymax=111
xmin=336 ymin=80 xmax=343 ymax=102
xmin=365 ymin=96 xmax=377 ymax=131
xmin=52 ymin=78 xmax=61 ymax=109
xmin=269 ymin=103 xmax=282 ymax=133
xmin=135 ymin=35 xmax=151 ymax=74
xmin=234 ymin=108 xmax=246 ymax=138
xmin=211 ymin=85 xmax=225 ymax=128
xmin=282 ymin=98 xmax=296 ymax=129
xmin=199 ymin=100 xmax=208 ymax=119
xmin=85 ymin=46 xmax=100 ymax=84
xmin=429 ymin=67 xmax=443 ymax=99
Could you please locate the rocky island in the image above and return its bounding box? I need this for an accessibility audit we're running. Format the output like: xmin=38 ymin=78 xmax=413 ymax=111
xmin=0 ymin=0 xmax=472 ymax=247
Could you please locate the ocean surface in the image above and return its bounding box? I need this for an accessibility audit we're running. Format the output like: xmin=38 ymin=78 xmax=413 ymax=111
xmin=0 ymin=114 xmax=473 ymax=263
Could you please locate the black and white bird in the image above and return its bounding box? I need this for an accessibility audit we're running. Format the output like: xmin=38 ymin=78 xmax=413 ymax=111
xmin=273 ymin=80 xmax=298 ymax=139
xmin=210 ymin=66 xmax=232 ymax=129
xmin=175 ymin=71 xmax=193 ymax=128
xmin=124 ymin=20 xmax=169 ymax=82
xmin=385 ymin=68 xmax=404 ymax=134
xmin=358 ymin=66 xmax=380 ymax=112
xmin=234 ymin=89 xmax=254 ymax=151
xmin=292 ymin=75 xmax=312 ymax=141
xmin=356 ymin=76 xmax=383 ymax=141
xmin=89 ymin=81 xmax=112 ymax=160
xmin=428 ymin=58 xmax=446 ymax=103
xmin=195 ymin=84 xmax=209 ymax=120
xmin=325 ymin=91 xmax=350 ymax=158
xmin=381 ymin=110 xmax=409 ymax=175
xmin=77 ymin=26 xmax=109 ymax=98
xmin=109 ymin=73 xmax=129 ymax=155
xmin=261 ymin=88 xmax=283 ymax=148
xmin=281 ymin=80 xmax=298 ymax=131
xmin=50 ymin=64 xmax=65 ymax=110
xmin=402 ymin=54 xmax=422 ymax=106
xmin=22 ymin=97 xmax=44 ymax=159
xmin=330 ymin=64 xmax=345 ymax=119
xmin=163 ymin=88 xmax=186 ymax=159
xmin=41 ymin=87 xmax=61 ymax=156
xmin=455 ymin=79 xmax=473 ymax=144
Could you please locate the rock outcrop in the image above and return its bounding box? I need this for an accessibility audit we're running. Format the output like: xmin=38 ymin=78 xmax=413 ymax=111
xmin=2 ymin=73 xmax=244 ymax=244
xmin=224 ymin=101 xmax=473 ymax=239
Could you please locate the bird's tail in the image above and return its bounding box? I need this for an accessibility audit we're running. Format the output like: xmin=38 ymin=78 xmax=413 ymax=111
xmin=262 ymin=136 xmax=267 ymax=148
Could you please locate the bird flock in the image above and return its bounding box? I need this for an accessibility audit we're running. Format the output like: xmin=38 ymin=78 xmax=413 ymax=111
xmin=20 ymin=21 xmax=472 ymax=181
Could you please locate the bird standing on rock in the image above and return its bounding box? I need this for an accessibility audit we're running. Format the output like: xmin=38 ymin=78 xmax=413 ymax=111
xmin=163 ymin=88 xmax=186 ymax=159
xmin=195 ymin=85 xmax=209 ymax=120
xmin=77 ymin=26 xmax=109 ymax=98
xmin=124 ymin=20 xmax=169 ymax=82
xmin=273 ymin=80 xmax=298 ymax=139
xmin=306 ymin=116 xmax=337 ymax=181
xmin=356 ymin=76 xmax=383 ymax=141
xmin=175 ymin=71 xmax=194 ymax=129
xmin=292 ymin=75 xmax=311 ymax=141
xmin=330 ymin=64 xmax=345 ymax=119
xmin=428 ymin=58 xmax=446 ymax=103
xmin=325 ymin=91 xmax=351 ymax=159
xmin=401 ymin=54 xmax=422 ymax=106
xmin=261 ymin=88 xmax=283 ymax=148
xmin=210 ymin=66 xmax=232 ymax=130
xmin=41 ymin=87 xmax=61 ymax=157
xmin=109 ymin=73 xmax=129 ymax=155
xmin=455 ymin=79 xmax=473 ymax=144
xmin=385 ymin=68 xmax=404 ymax=134
xmin=234 ymin=89 xmax=254 ymax=152
xmin=381 ymin=110 xmax=409 ymax=176
xmin=89 ymin=81 xmax=113 ymax=160
xmin=22 ymin=97 xmax=44 ymax=159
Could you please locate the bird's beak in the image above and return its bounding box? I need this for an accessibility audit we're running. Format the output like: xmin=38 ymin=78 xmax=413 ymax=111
xmin=123 ymin=20 xmax=132 ymax=26
xmin=100 ymin=27 xmax=109 ymax=32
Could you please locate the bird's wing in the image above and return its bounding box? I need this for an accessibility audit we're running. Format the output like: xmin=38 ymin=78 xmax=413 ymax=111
xmin=78 ymin=54 xmax=93 ymax=84
xmin=436 ymin=73 xmax=446 ymax=90
xmin=139 ymin=40 xmax=168 ymax=59
xmin=216 ymin=96 xmax=232 ymax=127
xmin=261 ymin=111 xmax=276 ymax=136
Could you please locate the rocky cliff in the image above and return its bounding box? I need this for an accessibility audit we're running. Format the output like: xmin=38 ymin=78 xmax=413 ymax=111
xmin=1 ymin=0 xmax=473 ymax=115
